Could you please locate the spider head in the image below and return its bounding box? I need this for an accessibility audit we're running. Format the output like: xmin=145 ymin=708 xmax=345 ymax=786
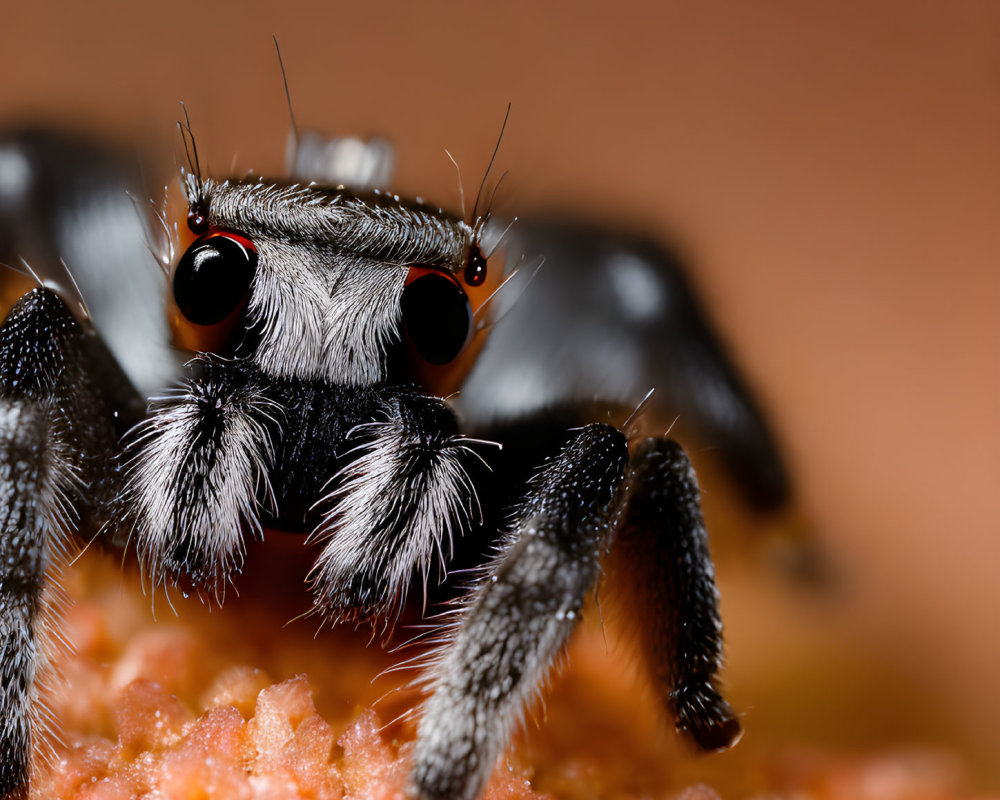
xmin=171 ymin=173 xmax=503 ymax=391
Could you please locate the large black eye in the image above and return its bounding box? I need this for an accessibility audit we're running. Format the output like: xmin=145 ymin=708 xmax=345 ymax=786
xmin=401 ymin=271 xmax=472 ymax=365
xmin=173 ymin=231 xmax=257 ymax=325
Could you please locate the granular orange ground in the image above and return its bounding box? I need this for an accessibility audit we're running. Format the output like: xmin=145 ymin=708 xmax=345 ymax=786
xmin=32 ymin=541 xmax=999 ymax=800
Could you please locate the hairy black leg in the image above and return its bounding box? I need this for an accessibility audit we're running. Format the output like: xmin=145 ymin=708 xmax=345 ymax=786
xmin=618 ymin=437 xmax=740 ymax=750
xmin=117 ymin=355 xmax=280 ymax=595
xmin=410 ymin=424 xmax=628 ymax=800
xmin=310 ymin=388 xmax=481 ymax=628
xmin=0 ymin=288 xmax=130 ymax=798
xmin=0 ymin=405 xmax=50 ymax=800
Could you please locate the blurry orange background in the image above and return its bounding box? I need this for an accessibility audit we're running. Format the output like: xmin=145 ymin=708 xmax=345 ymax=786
xmin=2 ymin=0 xmax=997 ymax=792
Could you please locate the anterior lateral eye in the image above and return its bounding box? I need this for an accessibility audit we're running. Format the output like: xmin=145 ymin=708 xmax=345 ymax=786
xmin=402 ymin=269 xmax=472 ymax=365
xmin=173 ymin=230 xmax=257 ymax=326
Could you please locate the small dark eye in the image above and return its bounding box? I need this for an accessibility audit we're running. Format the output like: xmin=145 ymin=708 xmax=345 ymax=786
xmin=402 ymin=272 xmax=472 ymax=365
xmin=187 ymin=209 xmax=208 ymax=234
xmin=464 ymin=244 xmax=487 ymax=287
xmin=173 ymin=231 xmax=257 ymax=326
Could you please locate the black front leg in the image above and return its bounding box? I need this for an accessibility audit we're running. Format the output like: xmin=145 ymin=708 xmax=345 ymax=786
xmin=0 ymin=288 xmax=133 ymax=799
xmin=410 ymin=424 xmax=629 ymax=800
xmin=0 ymin=403 xmax=50 ymax=800
xmin=618 ymin=437 xmax=741 ymax=751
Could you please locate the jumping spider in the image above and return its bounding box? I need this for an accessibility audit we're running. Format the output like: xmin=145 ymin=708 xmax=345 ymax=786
xmin=0 ymin=120 xmax=789 ymax=799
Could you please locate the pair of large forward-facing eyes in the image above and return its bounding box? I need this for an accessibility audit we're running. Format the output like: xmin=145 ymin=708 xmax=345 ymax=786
xmin=172 ymin=228 xmax=482 ymax=366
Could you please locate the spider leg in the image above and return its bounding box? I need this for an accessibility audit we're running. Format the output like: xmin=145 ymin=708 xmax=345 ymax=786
xmin=0 ymin=288 xmax=137 ymax=798
xmin=310 ymin=388 xmax=480 ymax=629
xmin=0 ymin=402 xmax=49 ymax=800
xmin=410 ymin=423 xmax=629 ymax=800
xmin=617 ymin=436 xmax=741 ymax=750
xmin=116 ymin=354 xmax=279 ymax=595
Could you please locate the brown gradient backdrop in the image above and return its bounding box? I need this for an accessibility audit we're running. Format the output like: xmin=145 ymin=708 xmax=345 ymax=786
xmin=3 ymin=0 xmax=998 ymax=791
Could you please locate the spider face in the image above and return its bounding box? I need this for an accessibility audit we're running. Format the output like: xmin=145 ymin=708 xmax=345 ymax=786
xmin=176 ymin=175 xmax=473 ymax=384
xmin=0 ymin=125 xmax=789 ymax=800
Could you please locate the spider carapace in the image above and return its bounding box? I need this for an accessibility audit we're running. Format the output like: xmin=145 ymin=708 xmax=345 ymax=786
xmin=0 ymin=123 xmax=790 ymax=800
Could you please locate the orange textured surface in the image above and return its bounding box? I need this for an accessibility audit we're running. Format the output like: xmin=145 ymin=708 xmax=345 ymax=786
xmin=38 ymin=550 xmax=558 ymax=800
xmin=29 ymin=548 xmax=1000 ymax=800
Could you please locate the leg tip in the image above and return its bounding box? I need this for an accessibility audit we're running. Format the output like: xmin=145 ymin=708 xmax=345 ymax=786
xmin=686 ymin=713 xmax=743 ymax=752
xmin=674 ymin=688 xmax=743 ymax=753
